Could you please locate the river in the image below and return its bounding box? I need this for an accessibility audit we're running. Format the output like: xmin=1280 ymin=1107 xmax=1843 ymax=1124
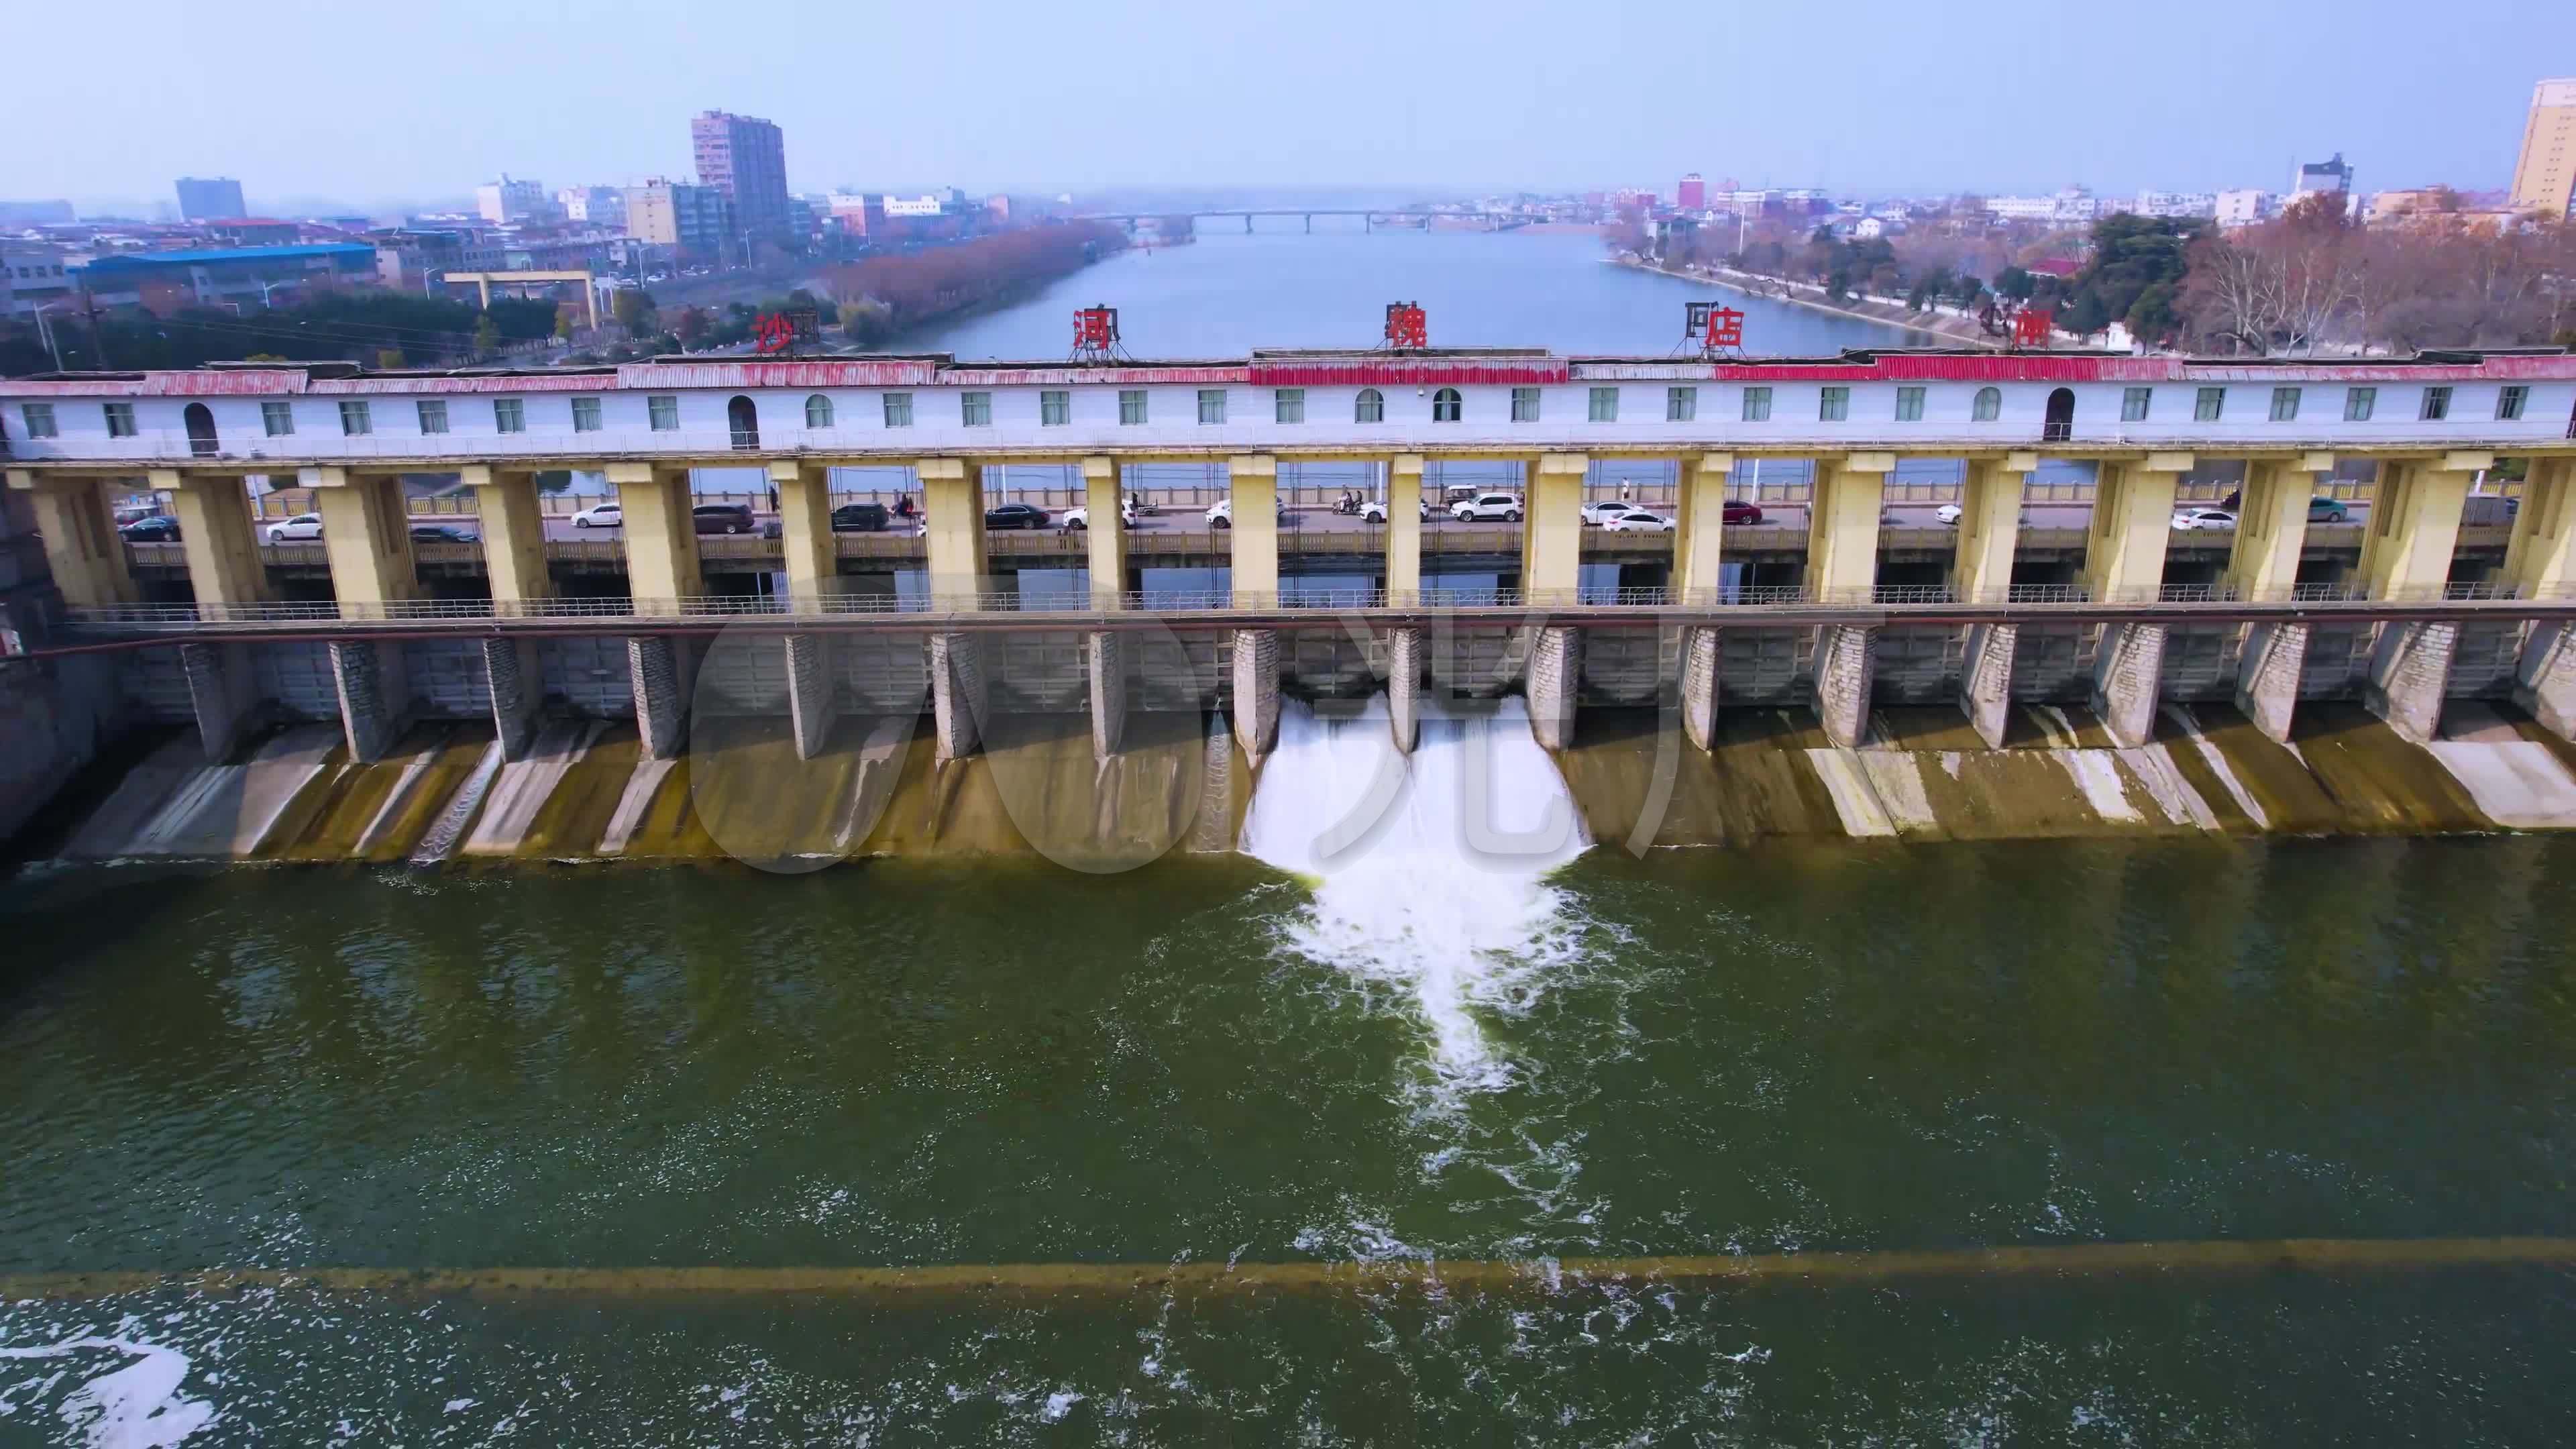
xmin=4 ymin=233 xmax=2573 ymax=1446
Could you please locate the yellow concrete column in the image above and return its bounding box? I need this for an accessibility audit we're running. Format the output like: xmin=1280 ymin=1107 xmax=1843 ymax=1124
xmin=2222 ymin=452 xmax=2334 ymax=602
xmin=305 ymin=467 xmax=421 ymax=611
xmin=1228 ymin=454 xmax=1279 ymax=605
xmin=2500 ymin=455 xmax=2576 ymax=598
xmin=1520 ymin=452 xmax=1587 ymax=603
xmin=1672 ymin=452 xmax=1734 ymax=604
xmin=916 ymin=457 xmax=986 ymax=608
xmin=1805 ymin=451 xmax=1895 ymax=600
xmin=1951 ymin=451 xmax=2037 ymax=604
xmin=462 ymin=464 xmax=551 ymax=606
xmin=2079 ymin=452 xmax=2192 ymax=604
xmin=769 ymin=459 xmax=839 ymax=605
xmin=2357 ymin=451 xmax=2489 ymax=601
xmin=160 ymin=469 xmax=273 ymax=610
xmin=604 ymin=462 xmax=703 ymax=606
xmin=1081 ymin=456 xmax=1125 ymax=610
xmin=1385 ymin=454 xmax=1425 ymax=604
xmin=7 ymin=471 xmax=138 ymax=607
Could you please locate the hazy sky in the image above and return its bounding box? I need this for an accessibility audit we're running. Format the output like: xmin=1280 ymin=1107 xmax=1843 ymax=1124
xmin=11 ymin=0 xmax=2573 ymax=213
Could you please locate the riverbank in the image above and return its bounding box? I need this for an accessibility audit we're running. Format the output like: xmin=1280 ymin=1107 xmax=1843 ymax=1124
xmin=1617 ymin=256 xmax=1994 ymax=347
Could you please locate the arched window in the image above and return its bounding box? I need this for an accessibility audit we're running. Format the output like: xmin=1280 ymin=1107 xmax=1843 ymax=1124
xmin=804 ymin=394 xmax=834 ymax=429
xmin=727 ymin=394 xmax=759 ymax=451
xmin=1432 ymin=387 xmax=1462 ymax=423
xmin=183 ymin=402 xmax=218 ymax=458
xmin=1972 ymin=386 xmax=2001 ymax=422
xmin=2042 ymin=387 xmax=2075 ymax=443
xmin=1354 ymin=388 xmax=1384 ymax=423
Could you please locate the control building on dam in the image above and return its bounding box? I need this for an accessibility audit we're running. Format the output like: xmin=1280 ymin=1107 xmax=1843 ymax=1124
xmin=5 ymin=344 xmax=2576 ymax=845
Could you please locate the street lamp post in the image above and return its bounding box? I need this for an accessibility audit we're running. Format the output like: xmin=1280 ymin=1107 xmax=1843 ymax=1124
xmin=30 ymin=302 xmax=70 ymax=370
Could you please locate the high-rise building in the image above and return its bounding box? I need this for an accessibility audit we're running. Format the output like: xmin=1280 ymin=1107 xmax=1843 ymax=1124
xmin=690 ymin=110 xmax=790 ymax=239
xmin=476 ymin=176 xmax=550 ymax=225
xmin=2292 ymin=152 xmax=2354 ymax=201
xmin=174 ymin=177 xmax=246 ymax=221
xmin=2510 ymin=78 xmax=2576 ymax=221
xmin=556 ymin=186 xmax=627 ymax=227
xmin=1677 ymin=173 xmax=1707 ymax=211
xmin=624 ymin=178 xmax=734 ymax=262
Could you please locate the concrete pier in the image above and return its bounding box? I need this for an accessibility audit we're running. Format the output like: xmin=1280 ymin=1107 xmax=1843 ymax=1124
xmin=1086 ymin=630 xmax=1125 ymax=761
xmin=1679 ymin=624 xmax=1721 ymax=752
xmin=928 ymin=632 xmax=984 ymax=763
xmin=606 ymin=462 xmax=705 ymax=604
xmin=1230 ymin=627 xmax=1279 ymax=761
xmin=2515 ymin=621 xmax=2576 ymax=741
xmin=1081 ymin=458 xmax=1126 ymax=610
xmin=1960 ymin=623 xmax=2017 ymax=749
xmin=2091 ymin=622 xmax=2168 ymax=748
xmin=464 ymin=465 xmax=551 ymax=609
xmin=627 ymin=635 xmax=694 ymax=760
xmin=482 ymin=637 xmax=545 ymax=761
xmin=2235 ymin=622 xmax=2310 ymax=743
xmin=1526 ymin=625 xmax=1580 ymax=750
xmin=305 ymin=468 xmax=420 ymax=610
xmin=1813 ymin=624 xmax=1876 ymax=749
xmin=1385 ymin=626 xmax=1424 ymax=753
xmin=180 ymin=641 xmax=256 ymax=763
xmin=784 ymin=633 xmax=837 ymax=761
xmin=7 ymin=472 xmax=138 ymax=607
xmin=2365 ymin=621 xmax=2457 ymax=743
xmin=328 ymin=639 xmax=410 ymax=764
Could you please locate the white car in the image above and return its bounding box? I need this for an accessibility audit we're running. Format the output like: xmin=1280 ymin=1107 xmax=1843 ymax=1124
xmin=1203 ymin=497 xmax=1287 ymax=529
xmin=2171 ymin=508 xmax=2238 ymax=532
xmin=572 ymin=501 xmax=623 ymax=528
xmin=1933 ymin=502 xmax=1964 ymax=525
xmin=265 ymin=513 xmax=323 ymax=542
xmin=1450 ymin=492 xmax=1524 ymax=523
xmin=1600 ymin=508 xmax=1675 ymax=533
xmin=1580 ymin=499 xmax=1637 ymax=526
xmin=1358 ymin=498 xmax=1434 ymax=523
xmin=1061 ymin=498 xmax=1140 ymax=530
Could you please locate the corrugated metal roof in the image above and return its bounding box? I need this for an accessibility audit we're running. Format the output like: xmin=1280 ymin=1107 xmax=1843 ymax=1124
xmin=78 ymin=244 xmax=378 ymax=268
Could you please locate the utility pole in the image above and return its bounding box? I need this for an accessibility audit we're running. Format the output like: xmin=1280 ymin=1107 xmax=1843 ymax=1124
xmin=79 ymin=285 xmax=113 ymax=369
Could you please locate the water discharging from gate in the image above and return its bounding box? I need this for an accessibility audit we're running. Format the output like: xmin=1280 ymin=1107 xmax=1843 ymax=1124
xmin=1242 ymin=695 xmax=1591 ymax=1099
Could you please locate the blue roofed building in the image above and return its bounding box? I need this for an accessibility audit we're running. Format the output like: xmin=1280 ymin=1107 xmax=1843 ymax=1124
xmin=75 ymin=243 xmax=382 ymax=314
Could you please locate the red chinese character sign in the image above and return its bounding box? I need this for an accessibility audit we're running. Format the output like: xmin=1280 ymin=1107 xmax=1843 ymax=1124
xmin=753 ymin=312 xmax=796 ymax=355
xmin=1071 ymin=305 xmax=1120 ymax=362
xmin=1383 ymin=301 xmax=1428 ymax=351
xmin=2011 ymin=307 xmax=2054 ymax=350
xmin=1684 ymin=301 xmax=1747 ymax=356
xmin=1707 ymin=306 xmax=1745 ymax=350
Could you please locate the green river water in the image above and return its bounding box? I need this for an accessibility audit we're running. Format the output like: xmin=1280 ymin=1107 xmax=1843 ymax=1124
xmin=3 ymin=836 xmax=2574 ymax=1444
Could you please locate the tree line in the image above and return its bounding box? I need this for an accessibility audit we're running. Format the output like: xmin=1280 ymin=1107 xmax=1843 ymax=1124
xmin=822 ymin=222 xmax=1130 ymax=347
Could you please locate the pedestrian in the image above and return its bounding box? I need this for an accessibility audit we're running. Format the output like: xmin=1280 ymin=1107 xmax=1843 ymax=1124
xmin=1619 ymin=478 xmax=1633 ymax=502
xmin=767 ymin=484 xmax=779 ymax=515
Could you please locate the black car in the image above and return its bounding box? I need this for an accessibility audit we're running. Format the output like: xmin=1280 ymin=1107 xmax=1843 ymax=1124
xmin=117 ymin=515 xmax=181 ymax=542
xmin=409 ymin=524 xmax=476 ymax=543
xmin=984 ymin=501 xmax=1049 ymax=530
xmin=830 ymin=502 xmax=890 ymax=532
xmin=692 ymin=502 xmax=755 ymax=535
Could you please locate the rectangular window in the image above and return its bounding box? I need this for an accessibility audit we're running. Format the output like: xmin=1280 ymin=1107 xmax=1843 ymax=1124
xmin=1118 ymin=389 xmax=1146 ymax=425
xmin=2420 ymin=386 xmax=2451 ymax=421
xmin=493 ymin=398 xmax=525 ymax=434
xmin=339 ymin=400 xmax=372 ymax=436
xmin=2121 ymin=386 xmax=2151 ymax=422
xmin=1197 ymin=388 xmax=1226 ymax=425
xmin=647 ymin=394 xmax=679 ymax=431
xmin=883 ymin=392 xmax=913 ymax=427
xmin=2194 ymin=386 xmax=2225 ymax=421
xmin=961 ymin=391 xmax=991 ymax=427
xmin=21 ymin=402 xmax=56 ymax=438
xmin=1511 ymin=387 xmax=1541 ymax=422
xmin=1666 ymin=386 xmax=1697 ymax=422
xmin=1818 ymin=386 xmax=1849 ymax=423
xmin=1274 ymin=388 xmax=1305 ymax=423
xmin=1896 ymin=386 xmax=1926 ymax=422
xmin=2344 ymin=386 xmax=2376 ymax=422
xmin=2498 ymin=385 xmax=2528 ymax=421
xmin=261 ymin=400 xmax=294 ymax=437
xmin=571 ymin=396 xmax=602 ymax=433
xmin=1588 ymin=386 xmax=1619 ymax=423
xmin=103 ymin=402 xmax=136 ymax=438
xmin=1741 ymin=386 xmax=1772 ymax=422
xmin=2269 ymin=386 xmax=2301 ymax=423
xmin=1040 ymin=390 xmax=1070 ymax=426
xmin=417 ymin=400 xmax=449 ymax=435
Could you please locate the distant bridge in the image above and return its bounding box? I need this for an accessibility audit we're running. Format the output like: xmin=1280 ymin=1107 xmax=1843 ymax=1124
xmin=1073 ymin=209 xmax=1529 ymax=234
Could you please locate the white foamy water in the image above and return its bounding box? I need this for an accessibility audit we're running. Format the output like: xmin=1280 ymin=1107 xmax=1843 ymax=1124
xmin=0 ymin=1337 xmax=216 ymax=1446
xmin=1242 ymin=695 xmax=1590 ymax=1097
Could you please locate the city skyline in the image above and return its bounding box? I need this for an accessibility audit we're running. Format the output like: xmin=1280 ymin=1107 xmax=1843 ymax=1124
xmin=9 ymin=0 xmax=2575 ymax=213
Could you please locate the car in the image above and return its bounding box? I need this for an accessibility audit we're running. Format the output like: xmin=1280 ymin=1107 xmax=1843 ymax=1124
xmin=408 ymin=524 xmax=476 ymax=543
xmin=1203 ymin=497 xmax=1287 ymax=529
xmin=1580 ymin=499 xmax=1635 ymax=526
xmin=1601 ymin=508 xmax=1676 ymax=533
xmin=1357 ymin=498 xmax=1434 ymax=523
xmin=830 ymin=502 xmax=891 ymax=532
xmin=985 ymin=501 xmax=1050 ymax=530
xmin=2171 ymin=508 xmax=2238 ymax=531
xmin=1723 ymin=501 xmax=1765 ymax=525
xmin=2308 ymin=497 xmax=2351 ymax=523
xmin=1060 ymin=498 xmax=1139 ymax=529
xmin=266 ymin=513 xmax=323 ymax=542
xmin=571 ymin=501 xmax=623 ymax=528
xmin=117 ymin=515 xmax=180 ymax=542
xmin=1450 ymin=492 xmax=1524 ymax=523
xmin=692 ymin=502 xmax=754 ymax=535
xmin=1934 ymin=502 xmax=1964 ymax=525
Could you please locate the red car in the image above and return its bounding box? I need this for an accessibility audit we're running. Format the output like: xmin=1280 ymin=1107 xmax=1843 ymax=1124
xmin=1722 ymin=501 xmax=1765 ymax=525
